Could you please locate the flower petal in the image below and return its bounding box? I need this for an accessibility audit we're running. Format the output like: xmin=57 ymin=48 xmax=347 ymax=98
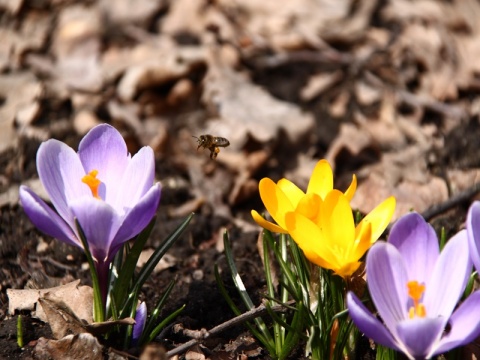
xmin=132 ymin=301 xmax=147 ymax=345
xmin=356 ymin=196 xmax=395 ymax=245
xmin=284 ymin=211 xmax=337 ymax=270
xmin=344 ymin=174 xmax=357 ymax=201
xmin=346 ymin=292 xmax=401 ymax=351
xmin=36 ymin=139 xmax=89 ymax=227
xmin=277 ymin=178 xmax=304 ymax=208
xmin=19 ymin=186 xmax=80 ymax=248
xmin=388 ymin=212 xmax=439 ymax=284
xmin=70 ymin=197 xmax=122 ymax=263
xmin=295 ymin=193 xmax=321 ymax=220
xmin=306 ymin=159 xmax=333 ymax=199
xmin=251 ymin=210 xmax=288 ymax=234
xmin=320 ymin=190 xmax=355 ymax=252
xmin=434 ymin=291 xmax=480 ymax=356
xmin=423 ymin=230 xmax=470 ymax=318
xmin=351 ymin=220 xmax=372 ymax=262
xmin=78 ymin=124 xmax=129 ymax=202
xmin=258 ymin=178 xmax=295 ymax=230
xmin=113 ymin=146 xmax=155 ymax=212
xmin=111 ymin=183 xmax=161 ymax=255
xmin=366 ymin=242 xmax=409 ymax=336
xmin=395 ymin=317 xmax=444 ymax=359
xmin=467 ymin=201 xmax=480 ymax=273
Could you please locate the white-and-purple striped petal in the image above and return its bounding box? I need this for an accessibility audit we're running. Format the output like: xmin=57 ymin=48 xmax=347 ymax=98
xmin=366 ymin=242 xmax=409 ymax=337
xmin=423 ymin=230 xmax=470 ymax=318
xmin=19 ymin=185 xmax=79 ymax=248
xmin=348 ymin=210 xmax=480 ymax=359
xmin=467 ymin=201 xmax=480 ymax=273
xmin=20 ymin=124 xmax=161 ymax=265
xmin=434 ymin=291 xmax=480 ymax=356
xmin=346 ymin=293 xmax=401 ymax=351
xmin=388 ymin=212 xmax=438 ymax=284
xmin=36 ymin=139 xmax=90 ymax=229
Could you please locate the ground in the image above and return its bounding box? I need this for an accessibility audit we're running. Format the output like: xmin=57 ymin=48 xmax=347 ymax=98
xmin=1 ymin=0 xmax=480 ymax=359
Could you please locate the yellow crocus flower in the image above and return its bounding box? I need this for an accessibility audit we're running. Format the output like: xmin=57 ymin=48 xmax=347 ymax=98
xmin=285 ymin=190 xmax=396 ymax=278
xmin=251 ymin=159 xmax=356 ymax=234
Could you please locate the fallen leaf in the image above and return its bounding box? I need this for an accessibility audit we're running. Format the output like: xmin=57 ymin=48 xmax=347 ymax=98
xmin=0 ymin=72 xmax=42 ymax=153
xmin=7 ymin=280 xmax=93 ymax=324
xmin=117 ymin=46 xmax=206 ymax=101
xmin=34 ymin=333 xmax=104 ymax=360
xmin=202 ymin=53 xmax=315 ymax=149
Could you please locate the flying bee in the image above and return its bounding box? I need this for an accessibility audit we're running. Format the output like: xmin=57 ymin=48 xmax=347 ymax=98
xmin=193 ymin=134 xmax=230 ymax=159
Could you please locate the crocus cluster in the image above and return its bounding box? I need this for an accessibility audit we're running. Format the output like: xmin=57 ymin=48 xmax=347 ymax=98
xmin=19 ymin=124 xmax=161 ymax=302
xmin=347 ymin=210 xmax=480 ymax=359
xmin=252 ymin=159 xmax=396 ymax=278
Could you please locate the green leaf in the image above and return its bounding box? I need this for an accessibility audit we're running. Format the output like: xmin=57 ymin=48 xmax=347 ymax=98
xmin=134 ymin=213 xmax=193 ymax=292
xmin=141 ymin=278 xmax=177 ymax=343
xmin=121 ymin=213 xmax=194 ymax=317
xmin=112 ymin=217 xmax=156 ymax=313
xmin=144 ymin=305 xmax=186 ymax=344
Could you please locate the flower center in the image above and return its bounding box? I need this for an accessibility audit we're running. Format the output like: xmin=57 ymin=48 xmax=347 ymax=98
xmin=407 ymin=280 xmax=426 ymax=318
xmin=82 ymin=170 xmax=101 ymax=199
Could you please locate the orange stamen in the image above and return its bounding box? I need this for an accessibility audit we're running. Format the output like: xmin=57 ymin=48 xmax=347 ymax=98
xmin=407 ymin=280 xmax=426 ymax=319
xmin=82 ymin=170 xmax=101 ymax=199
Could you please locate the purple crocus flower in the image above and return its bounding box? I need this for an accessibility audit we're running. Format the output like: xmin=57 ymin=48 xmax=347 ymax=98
xmin=132 ymin=301 xmax=147 ymax=347
xmin=467 ymin=201 xmax=480 ymax=273
xmin=347 ymin=212 xmax=480 ymax=359
xmin=19 ymin=124 xmax=161 ymax=302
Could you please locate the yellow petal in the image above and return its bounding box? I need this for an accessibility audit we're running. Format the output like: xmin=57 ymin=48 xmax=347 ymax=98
xmin=351 ymin=220 xmax=373 ymax=261
xmin=259 ymin=178 xmax=296 ymax=230
xmin=319 ymin=190 xmax=355 ymax=251
xmin=251 ymin=210 xmax=288 ymax=234
xmin=277 ymin=178 xmax=305 ymax=208
xmin=307 ymin=159 xmax=333 ymax=199
xmin=344 ymin=174 xmax=357 ymax=201
xmin=356 ymin=196 xmax=396 ymax=243
xmin=285 ymin=211 xmax=339 ymax=270
xmin=295 ymin=193 xmax=321 ymax=220
xmin=335 ymin=261 xmax=362 ymax=279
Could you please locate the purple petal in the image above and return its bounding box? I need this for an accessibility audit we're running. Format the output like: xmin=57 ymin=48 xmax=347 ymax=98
xmin=423 ymin=230 xmax=470 ymax=318
xmin=467 ymin=201 xmax=480 ymax=273
xmin=434 ymin=291 xmax=480 ymax=355
xmin=346 ymin=292 xmax=400 ymax=351
xmin=388 ymin=212 xmax=439 ymax=284
xmin=78 ymin=124 xmax=129 ymax=201
xmin=111 ymin=146 xmax=155 ymax=212
xmin=395 ymin=317 xmax=444 ymax=359
xmin=36 ymin=139 xmax=90 ymax=227
xmin=132 ymin=301 xmax=147 ymax=345
xmin=19 ymin=186 xmax=80 ymax=248
xmin=70 ymin=197 xmax=122 ymax=263
xmin=366 ymin=242 xmax=409 ymax=337
xmin=110 ymin=183 xmax=161 ymax=254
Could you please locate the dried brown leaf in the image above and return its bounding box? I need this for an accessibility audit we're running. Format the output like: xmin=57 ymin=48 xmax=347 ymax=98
xmin=117 ymin=46 xmax=206 ymax=101
xmin=0 ymin=72 xmax=42 ymax=152
xmin=34 ymin=333 xmax=104 ymax=360
xmin=202 ymin=56 xmax=314 ymax=149
xmin=139 ymin=343 xmax=168 ymax=360
xmin=53 ymin=4 xmax=103 ymax=92
xmin=7 ymin=280 xmax=93 ymax=324
xmin=350 ymin=148 xmax=448 ymax=221
xmin=136 ymin=250 xmax=177 ymax=273
xmin=38 ymin=295 xmax=88 ymax=339
xmin=100 ymin=0 xmax=165 ymax=25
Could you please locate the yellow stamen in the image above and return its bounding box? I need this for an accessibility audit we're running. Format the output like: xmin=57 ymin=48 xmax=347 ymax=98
xmin=82 ymin=170 xmax=101 ymax=199
xmin=407 ymin=280 xmax=426 ymax=319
